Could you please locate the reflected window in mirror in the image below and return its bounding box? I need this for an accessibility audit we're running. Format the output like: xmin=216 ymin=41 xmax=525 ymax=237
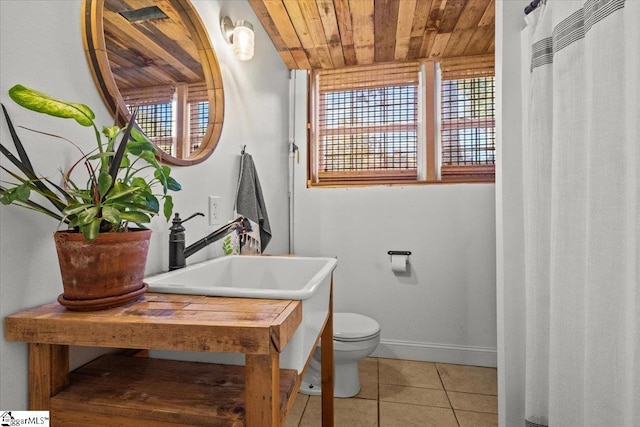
xmin=122 ymin=83 xmax=209 ymax=158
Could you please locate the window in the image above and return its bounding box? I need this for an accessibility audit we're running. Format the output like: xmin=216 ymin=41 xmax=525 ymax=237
xmin=314 ymin=63 xmax=420 ymax=183
xmin=440 ymin=74 xmax=495 ymax=180
xmin=309 ymin=61 xmax=495 ymax=186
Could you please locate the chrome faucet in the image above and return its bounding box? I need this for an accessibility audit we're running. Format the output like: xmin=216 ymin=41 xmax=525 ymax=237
xmin=169 ymin=212 xmax=252 ymax=270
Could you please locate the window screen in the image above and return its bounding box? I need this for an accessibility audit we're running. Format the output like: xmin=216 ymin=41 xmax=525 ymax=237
xmin=315 ymin=63 xmax=420 ymax=183
xmin=440 ymin=74 xmax=495 ymax=179
xmin=187 ymin=83 xmax=209 ymax=155
xmin=123 ymin=85 xmax=176 ymax=155
xmin=133 ymin=103 xmax=175 ymax=155
xmin=189 ymin=102 xmax=208 ymax=154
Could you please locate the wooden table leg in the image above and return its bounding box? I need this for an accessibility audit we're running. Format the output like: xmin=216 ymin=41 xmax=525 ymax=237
xmin=245 ymin=352 xmax=280 ymax=426
xmin=28 ymin=343 xmax=69 ymax=410
xmin=321 ymin=283 xmax=334 ymax=427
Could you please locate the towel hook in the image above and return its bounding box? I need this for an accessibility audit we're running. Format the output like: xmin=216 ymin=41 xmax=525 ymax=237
xmin=241 ymin=145 xmax=246 ymax=155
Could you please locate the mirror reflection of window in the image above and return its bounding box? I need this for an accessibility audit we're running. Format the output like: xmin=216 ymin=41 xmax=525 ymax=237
xmin=187 ymin=84 xmax=209 ymax=154
xmin=122 ymin=83 xmax=208 ymax=158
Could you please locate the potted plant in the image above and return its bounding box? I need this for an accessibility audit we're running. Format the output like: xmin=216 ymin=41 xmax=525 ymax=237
xmin=0 ymin=84 xmax=181 ymax=310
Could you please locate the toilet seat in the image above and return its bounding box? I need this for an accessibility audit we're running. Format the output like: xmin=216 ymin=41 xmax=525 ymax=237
xmin=333 ymin=313 xmax=380 ymax=342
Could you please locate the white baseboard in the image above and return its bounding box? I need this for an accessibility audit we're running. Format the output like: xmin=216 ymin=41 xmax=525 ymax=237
xmin=371 ymin=339 xmax=497 ymax=368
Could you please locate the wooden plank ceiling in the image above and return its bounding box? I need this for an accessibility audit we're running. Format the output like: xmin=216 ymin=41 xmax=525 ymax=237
xmin=248 ymin=0 xmax=495 ymax=70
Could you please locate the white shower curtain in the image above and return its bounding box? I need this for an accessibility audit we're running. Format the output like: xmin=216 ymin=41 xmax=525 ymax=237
xmin=521 ymin=0 xmax=639 ymax=426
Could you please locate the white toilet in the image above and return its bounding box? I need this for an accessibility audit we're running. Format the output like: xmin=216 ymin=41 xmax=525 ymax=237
xmin=301 ymin=312 xmax=381 ymax=398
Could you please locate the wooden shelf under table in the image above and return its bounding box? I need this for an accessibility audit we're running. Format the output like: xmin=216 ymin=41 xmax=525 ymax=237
xmin=51 ymin=354 xmax=298 ymax=426
xmin=4 ymin=292 xmax=335 ymax=427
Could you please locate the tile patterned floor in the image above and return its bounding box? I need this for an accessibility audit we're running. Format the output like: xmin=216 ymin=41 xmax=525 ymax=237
xmin=285 ymin=357 xmax=498 ymax=427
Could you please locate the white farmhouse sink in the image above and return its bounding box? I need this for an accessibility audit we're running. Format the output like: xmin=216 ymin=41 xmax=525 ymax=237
xmin=146 ymin=255 xmax=337 ymax=372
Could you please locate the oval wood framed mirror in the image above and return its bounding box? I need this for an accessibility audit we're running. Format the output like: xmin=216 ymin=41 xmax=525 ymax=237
xmin=82 ymin=0 xmax=224 ymax=166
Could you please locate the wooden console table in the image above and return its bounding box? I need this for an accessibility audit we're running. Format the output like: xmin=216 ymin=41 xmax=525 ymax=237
xmin=4 ymin=292 xmax=334 ymax=426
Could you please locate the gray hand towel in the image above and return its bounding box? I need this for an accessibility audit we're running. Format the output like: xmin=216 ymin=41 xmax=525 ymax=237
xmin=235 ymin=153 xmax=271 ymax=252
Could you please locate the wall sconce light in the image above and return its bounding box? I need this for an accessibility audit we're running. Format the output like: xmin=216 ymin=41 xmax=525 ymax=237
xmin=221 ymin=16 xmax=255 ymax=61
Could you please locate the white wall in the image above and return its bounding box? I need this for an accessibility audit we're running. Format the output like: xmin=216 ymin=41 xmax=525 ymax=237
xmin=0 ymin=0 xmax=290 ymax=410
xmin=291 ymin=73 xmax=497 ymax=367
xmin=496 ymin=1 xmax=528 ymax=426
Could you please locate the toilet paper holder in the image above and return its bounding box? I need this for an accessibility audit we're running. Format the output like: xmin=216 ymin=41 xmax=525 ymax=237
xmin=388 ymin=251 xmax=411 ymax=273
xmin=388 ymin=250 xmax=411 ymax=256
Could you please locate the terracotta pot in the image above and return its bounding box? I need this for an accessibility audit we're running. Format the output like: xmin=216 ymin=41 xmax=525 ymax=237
xmin=54 ymin=229 xmax=151 ymax=311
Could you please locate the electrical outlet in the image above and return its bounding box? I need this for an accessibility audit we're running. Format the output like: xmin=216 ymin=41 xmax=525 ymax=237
xmin=208 ymin=196 xmax=220 ymax=225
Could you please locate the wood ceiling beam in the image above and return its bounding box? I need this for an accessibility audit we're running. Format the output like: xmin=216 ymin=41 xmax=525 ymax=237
xmin=373 ymin=0 xmax=400 ymax=63
xmin=349 ymin=0 xmax=375 ymax=65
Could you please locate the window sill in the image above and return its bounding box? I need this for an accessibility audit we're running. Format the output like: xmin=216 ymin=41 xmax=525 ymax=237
xmin=307 ymin=177 xmax=495 ymax=188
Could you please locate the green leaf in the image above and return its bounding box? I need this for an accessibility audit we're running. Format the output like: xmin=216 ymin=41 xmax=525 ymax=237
xmin=163 ymin=195 xmax=174 ymax=221
xmin=63 ymin=203 xmax=94 ymax=216
xmin=65 ymin=189 xmax=94 ymax=204
xmin=101 ymin=205 xmax=121 ymax=225
xmin=130 ymin=127 xmax=150 ymax=143
xmin=131 ymin=177 xmax=149 ymax=190
xmin=144 ymin=193 xmax=159 ymax=213
xmin=165 ymin=176 xmax=181 ymax=192
xmin=102 ymin=125 xmax=119 ymax=140
xmin=119 ymin=154 xmax=131 ymax=169
xmin=139 ymin=150 xmax=159 ymax=167
xmin=104 ymin=184 xmax=141 ymax=202
xmin=109 ymin=200 xmax=156 ymax=213
xmin=67 ymin=217 xmax=79 ymax=229
xmin=0 ymin=185 xmax=31 ymax=204
xmin=127 ymin=139 xmax=156 ymax=155
xmin=0 ymin=185 xmax=65 ymax=221
xmin=0 ymin=187 xmax=17 ymax=204
xmin=15 ymin=184 xmax=30 ymax=201
xmin=77 ymin=206 xmax=99 ymax=225
xmin=154 ymin=166 xmax=169 ymax=192
xmin=8 ymin=85 xmax=95 ymax=127
xmin=222 ymin=236 xmax=233 ymax=255
xmin=81 ymin=218 xmax=101 ymax=241
xmin=120 ymin=211 xmax=150 ymax=224
xmin=154 ymin=166 xmax=181 ymax=194
xmin=97 ymin=172 xmax=113 ymax=199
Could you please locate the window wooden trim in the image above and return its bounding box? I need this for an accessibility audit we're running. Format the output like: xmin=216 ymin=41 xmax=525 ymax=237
xmin=441 ymin=117 xmax=495 ymax=131
xmin=441 ymin=164 xmax=495 ymax=179
xmin=440 ymin=54 xmax=495 ymax=79
xmin=318 ymin=169 xmax=417 ymax=183
xmin=319 ymin=122 xmax=417 ymax=137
